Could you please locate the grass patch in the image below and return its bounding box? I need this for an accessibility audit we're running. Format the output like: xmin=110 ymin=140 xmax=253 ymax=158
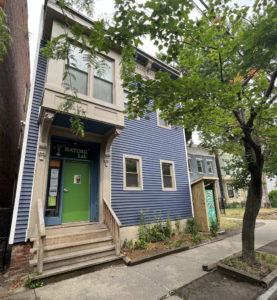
xmin=222 ymin=252 xmax=277 ymax=278
xmin=220 ymin=218 xmax=242 ymax=231
xmin=221 ymin=208 xmax=277 ymax=220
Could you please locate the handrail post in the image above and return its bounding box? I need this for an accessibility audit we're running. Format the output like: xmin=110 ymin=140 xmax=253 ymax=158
xmin=37 ymin=199 xmax=46 ymax=274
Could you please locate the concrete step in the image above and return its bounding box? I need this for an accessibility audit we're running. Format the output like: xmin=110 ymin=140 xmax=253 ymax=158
xmin=29 ymin=255 xmax=124 ymax=283
xmin=30 ymin=245 xmax=116 ymax=271
xmin=44 ymin=228 xmax=110 ymax=246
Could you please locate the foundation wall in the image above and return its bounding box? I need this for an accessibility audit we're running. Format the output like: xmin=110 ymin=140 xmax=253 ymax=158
xmin=9 ymin=242 xmax=32 ymax=276
xmin=120 ymin=219 xmax=188 ymax=244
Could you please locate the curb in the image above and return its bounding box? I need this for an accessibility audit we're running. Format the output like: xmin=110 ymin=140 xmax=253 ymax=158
xmin=202 ymin=251 xmax=277 ymax=288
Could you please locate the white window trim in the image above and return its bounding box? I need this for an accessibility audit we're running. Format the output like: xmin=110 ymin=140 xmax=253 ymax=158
xmin=123 ymin=154 xmax=143 ymax=191
xmin=206 ymin=159 xmax=214 ymax=174
xmin=156 ymin=110 xmax=171 ymax=129
xmin=196 ymin=158 xmax=204 ymax=174
xmin=160 ymin=159 xmax=177 ymax=191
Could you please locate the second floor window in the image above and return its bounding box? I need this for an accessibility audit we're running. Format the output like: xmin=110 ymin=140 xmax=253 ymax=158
xmin=196 ymin=159 xmax=203 ymax=173
xmin=93 ymin=56 xmax=113 ymax=103
xmin=64 ymin=46 xmax=88 ymax=95
xmin=157 ymin=110 xmax=171 ymax=128
xmin=227 ymin=184 xmax=234 ymax=198
xmin=206 ymin=160 xmax=213 ymax=174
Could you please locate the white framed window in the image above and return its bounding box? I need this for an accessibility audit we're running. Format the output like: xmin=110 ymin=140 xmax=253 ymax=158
xmin=206 ymin=160 xmax=213 ymax=174
xmin=64 ymin=45 xmax=88 ymax=95
xmin=160 ymin=160 xmax=176 ymax=191
xmin=227 ymin=183 xmax=234 ymax=198
xmin=93 ymin=56 xmax=113 ymax=103
xmin=196 ymin=159 xmax=204 ymax=173
xmin=188 ymin=157 xmax=192 ymax=173
xmin=157 ymin=110 xmax=171 ymax=129
xmin=123 ymin=155 xmax=143 ymax=190
xmin=224 ymin=160 xmax=230 ymax=175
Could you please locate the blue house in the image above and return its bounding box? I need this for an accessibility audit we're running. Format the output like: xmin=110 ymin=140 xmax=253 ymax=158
xmin=8 ymin=0 xmax=193 ymax=277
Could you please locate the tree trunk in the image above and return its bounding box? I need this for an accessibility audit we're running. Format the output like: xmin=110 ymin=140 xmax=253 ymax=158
xmin=261 ymin=173 xmax=271 ymax=208
xmin=242 ymin=167 xmax=263 ymax=264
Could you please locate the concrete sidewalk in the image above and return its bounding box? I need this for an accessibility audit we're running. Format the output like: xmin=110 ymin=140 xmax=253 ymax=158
xmin=6 ymin=220 xmax=277 ymax=300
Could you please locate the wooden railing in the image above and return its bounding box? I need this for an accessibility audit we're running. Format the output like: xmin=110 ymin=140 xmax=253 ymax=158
xmin=37 ymin=198 xmax=46 ymax=274
xmin=103 ymin=198 xmax=122 ymax=256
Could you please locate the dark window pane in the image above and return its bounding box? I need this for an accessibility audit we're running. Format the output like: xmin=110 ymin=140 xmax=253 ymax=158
xmin=227 ymin=184 xmax=234 ymax=198
xmin=197 ymin=160 xmax=203 ymax=173
xmin=207 ymin=161 xmax=213 ymax=173
xmin=162 ymin=163 xmax=171 ymax=176
xmin=93 ymin=77 xmax=113 ymax=103
xmin=64 ymin=67 xmax=88 ymax=95
xmin=159 ymin=115 xmax=169 ymax=127
xmin=188 ymin=158 xmax=192 ymax=172
xmin=126 ymin=158 xmax=138 ymax=173
xmin=163 ymin=175 xmax=173 ymax=188
xmin=126 ymin=173 xmax=138 ymax=187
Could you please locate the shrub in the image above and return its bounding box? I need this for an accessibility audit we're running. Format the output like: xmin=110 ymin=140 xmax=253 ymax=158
xmin=191 ymin=233 xmax=202 ymax=244
xmin=269 ymin=190 xmax=277 ymax=208
xmin=185 ymin=218 xmax=198 ymax=235
xmin=138 ymin=211 xmax=149 ymax=245
xmin=226 ymin=202 xmax=241 ymax=208
xmin=210 ymin=218 xmax=218 ymax=237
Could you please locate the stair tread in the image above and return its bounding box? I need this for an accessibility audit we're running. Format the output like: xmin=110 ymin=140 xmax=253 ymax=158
xmin=30 ymin=255 xmax=124 ymax=280
xmin=44 ymin=236 xmax=113 ymax=251
xmin=45 ymin=228 xmax=109 ymax=240
xmin=30 ymin=245 xmax=115 ymax=265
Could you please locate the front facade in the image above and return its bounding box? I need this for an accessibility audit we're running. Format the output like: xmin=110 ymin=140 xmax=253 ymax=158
xmin=9 ymin=1 xmax=193 ymax=276
xmin=216 ymin=153 xmax=247 ymax=205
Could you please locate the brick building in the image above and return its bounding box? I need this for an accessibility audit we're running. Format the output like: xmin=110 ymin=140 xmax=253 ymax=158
xmin=0 ymin=0 xmax=30 ymax=269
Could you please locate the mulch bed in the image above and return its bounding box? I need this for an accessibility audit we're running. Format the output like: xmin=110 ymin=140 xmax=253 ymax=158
xmin=122 ymin=233 xmax=212 ymax=261
xmin=222 ymin=252 xmax=277 ymax=279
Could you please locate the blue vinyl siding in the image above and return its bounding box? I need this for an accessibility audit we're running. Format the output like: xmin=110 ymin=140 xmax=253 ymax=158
xmin=111 ymin=116 xmax=193 ymax=226
xmin=14 ymin=41 xmax=47 ymax=243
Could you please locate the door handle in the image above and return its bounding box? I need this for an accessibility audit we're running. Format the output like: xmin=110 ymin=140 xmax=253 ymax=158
xmin=64 ymin=188 xmax=69 ymax=192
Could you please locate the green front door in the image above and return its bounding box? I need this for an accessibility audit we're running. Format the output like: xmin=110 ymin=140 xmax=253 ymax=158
xmin=62 ymin=161 xmax=90 ymax=223
xmin=205 ymin=189 xmax=217 ymax=226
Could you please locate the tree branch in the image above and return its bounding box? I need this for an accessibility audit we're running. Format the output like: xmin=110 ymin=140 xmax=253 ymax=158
xmin=265 ymin=66 xmax=277 ymax=97
xmin=219 ymin=52 xmax=224 ymax=82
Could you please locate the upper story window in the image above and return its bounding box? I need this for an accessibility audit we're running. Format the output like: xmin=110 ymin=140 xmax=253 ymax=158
xmin=188 ymin=157 xmax=192 ymax=173
xmin=224 ymin=160 xmax=230 ymax=175
xmin=160 ymin=160 xmax=176 ymax=191
xmin=123 ymin=155 xmax=143 ymax=190
xmin=64 ymin=46 xmax=88 ymax=95
xmin=206 ymin=160 xmax=213 ymax=174
xmin=157 ymin=110 xmax=171 ymax=129
xmin=93 ymin=56 xmax=113 ymax=103
xmin=227 ymin=183 xmax=234 ymax=198
xmin=196 ymin=159 xmax=204 ymax=173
